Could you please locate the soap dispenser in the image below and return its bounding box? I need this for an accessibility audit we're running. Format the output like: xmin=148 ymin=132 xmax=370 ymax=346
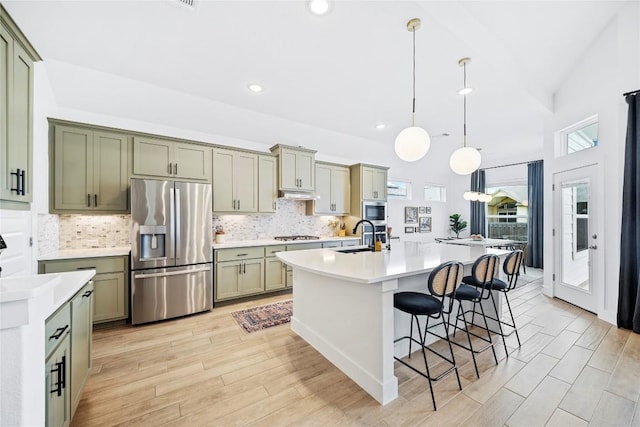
xmin=375 ymin=236 xmax=382 ymax=252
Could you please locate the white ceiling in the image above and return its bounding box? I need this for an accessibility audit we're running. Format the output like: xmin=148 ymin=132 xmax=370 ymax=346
xmin=3 ymin=0 xmax=628 ymax=167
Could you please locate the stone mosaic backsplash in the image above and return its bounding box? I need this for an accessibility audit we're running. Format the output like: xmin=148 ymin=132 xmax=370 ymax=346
xmin=38 ymin=200 xmax=342 ymax=256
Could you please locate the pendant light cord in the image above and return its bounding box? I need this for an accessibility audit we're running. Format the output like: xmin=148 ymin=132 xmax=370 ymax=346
xmin=411 ymin=27 xmax=416 ymax=127
xmin=463 ymin=61 xmax=467 ymax=147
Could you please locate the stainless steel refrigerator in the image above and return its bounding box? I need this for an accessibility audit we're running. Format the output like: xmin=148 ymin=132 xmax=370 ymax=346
xmin=130 ymin=178 xmax=213 ymax=325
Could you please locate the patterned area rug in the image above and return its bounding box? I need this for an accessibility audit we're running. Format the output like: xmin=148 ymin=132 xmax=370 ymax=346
xmin=231 ymin=300 xmax=293 ymax=333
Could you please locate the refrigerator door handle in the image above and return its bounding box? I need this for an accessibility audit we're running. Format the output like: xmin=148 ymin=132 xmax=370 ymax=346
xmin=175 ymin=188 xmax=181 ymax=261
xmin=134 ymin=266 xmax=210 ymax=279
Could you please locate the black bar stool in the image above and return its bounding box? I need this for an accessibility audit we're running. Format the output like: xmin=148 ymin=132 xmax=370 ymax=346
xmin=464 ymin=250 xmax=524 ymax=356
xmin=449 ymin=254 xmax=499 ymax=378
xmin=393 ymin=261 xmax=464 ymax=410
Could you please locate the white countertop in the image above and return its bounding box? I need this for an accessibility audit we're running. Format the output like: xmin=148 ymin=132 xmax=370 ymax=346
xmin=0 ymin=270 xmax=96 ymax=318
xmin=39 ymin=246 xmax=131 ymax=261
xmin=440 ymin=238 xmax=518 ymax=248
xmin=276 ymin=241 xmax=509 ymax=284
xmin=212 ymin=236 xmax=360 ymax=250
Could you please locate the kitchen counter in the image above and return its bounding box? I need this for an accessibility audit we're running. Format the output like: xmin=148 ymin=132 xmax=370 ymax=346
xmin=39 ymin=246 xmax=131 ymax=261
xmin=276 ymin=242 xmax=509 ymax=405
xmin=212 ymin=236 xmax=359 ymax=249
xmin=0 ymin=270 xmax=96 ymax=426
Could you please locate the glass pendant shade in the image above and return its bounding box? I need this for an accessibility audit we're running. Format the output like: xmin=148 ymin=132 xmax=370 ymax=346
xmin=394 ymin=126 xmax=431 ymax=162
xmin=463 ymin=191 xmax=473 ymax=200
xmin=479 ymin=193 xmax=493 ymax=202
xmin=449 ymin=146 xmax=481 ymax=175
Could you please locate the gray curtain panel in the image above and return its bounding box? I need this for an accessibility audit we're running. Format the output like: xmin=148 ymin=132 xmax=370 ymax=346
xmin=470 ymin=169 xmax=486 ymax=235
xmin=527 ymin=160 xmax=543 ymax=268
xmin=618 ymin=93 xmax=640 ymax=333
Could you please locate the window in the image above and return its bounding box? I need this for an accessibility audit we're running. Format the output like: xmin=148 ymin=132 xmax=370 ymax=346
xmin=556 ymin=115 xmax=599 ymax=157
xmin=424 ymin=184 xmax=446 ymax=202
xmin=387 ymin=179 xmax=412 ymax=200
xmin=485 ymin=183 xmax=528 ymax=241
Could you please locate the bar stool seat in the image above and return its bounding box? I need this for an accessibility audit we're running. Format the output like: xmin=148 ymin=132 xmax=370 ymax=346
xmin=394 ymin=292 xmax=441 ymax=315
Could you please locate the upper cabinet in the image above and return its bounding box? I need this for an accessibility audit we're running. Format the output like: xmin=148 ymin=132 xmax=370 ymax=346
xmin=350 ymin=163 xmax=389 ymax=215
xmin=52 ymin=124 xmax=129 ymax=213
xmin=0 ymin=6 xmax=41 ymax=208
xmin=307 ymin=162 xmax=350 ymax=215
xmin=133 ymin=136 xmax=211 ymax=181
xmin=270 ymin=144 xmax=316 ymax=192
xmin=258 ymin=155 xmax=277 ymax=213
xmin=212 ymin=147 xmax=258 ymax=213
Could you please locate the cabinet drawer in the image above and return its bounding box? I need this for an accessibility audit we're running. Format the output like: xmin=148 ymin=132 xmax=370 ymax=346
xmin=42 ymin=257 xmax=125 ymax=275
xmin=216 ymin=247 xmax=263 ymax=262
xmin=322 ymin=241 xmax=341 ymax=248
xmin=265 ymin=245 xmax=286 ymax=257
xmin=285 ymin=242 xmax=323 ymax=251
xmin=45 ymin=303 xmax=71 ymax=358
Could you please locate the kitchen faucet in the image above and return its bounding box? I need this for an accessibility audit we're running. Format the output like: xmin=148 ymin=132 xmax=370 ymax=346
xmin=352 ymin=219 xmax=376 ymax=252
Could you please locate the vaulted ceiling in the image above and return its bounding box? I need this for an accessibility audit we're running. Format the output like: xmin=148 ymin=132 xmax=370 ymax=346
xmin=3 ymin=0 xmax=628 ymax=168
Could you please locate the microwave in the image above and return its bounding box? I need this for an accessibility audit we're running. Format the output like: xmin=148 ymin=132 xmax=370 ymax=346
xmin=363 ymin=201 xmax=387 ymax=225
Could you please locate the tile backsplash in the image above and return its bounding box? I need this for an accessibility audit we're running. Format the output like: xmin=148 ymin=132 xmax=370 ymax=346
xmin=38 ymin=200 xmax=342 ymax=256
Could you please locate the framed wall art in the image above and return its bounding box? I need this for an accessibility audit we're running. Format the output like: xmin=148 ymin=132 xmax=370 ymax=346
xmin=404 ymin=206 xmax=418 ymax=224
xmin=404 ymin=226 xmax=414 ymax=233
xmin=418 ymin=206 xmax=426 ymax=215
xmin=419 ymin=216 xmax=432 ymax=233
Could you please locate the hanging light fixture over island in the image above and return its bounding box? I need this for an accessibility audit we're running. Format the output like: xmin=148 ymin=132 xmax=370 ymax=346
xmin=450 ymin=57 xmax=482 ymax=175
xmin=394 ymin=18 xmax=431 ymax=162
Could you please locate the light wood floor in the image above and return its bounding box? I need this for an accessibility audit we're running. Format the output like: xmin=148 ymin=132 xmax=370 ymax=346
xmin=72 ymin=272 xmax=640 ymax=426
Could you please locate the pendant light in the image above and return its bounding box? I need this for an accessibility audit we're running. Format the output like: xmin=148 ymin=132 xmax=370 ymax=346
xmin=449 ymin=57 xmax=481 ymax=175
xmin=394 ymin=18 xmax=431 ymax=162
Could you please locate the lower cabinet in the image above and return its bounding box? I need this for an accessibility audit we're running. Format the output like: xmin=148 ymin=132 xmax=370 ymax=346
xmin=45 ymin=280 xmax=93 ymax=427
xmin=39 ymin=256 xmax=128 ymax=324
xmin=215 ymin=247 xmax=264 ymax=301
xmin=265 ymin=245 xmax=287 ymax=291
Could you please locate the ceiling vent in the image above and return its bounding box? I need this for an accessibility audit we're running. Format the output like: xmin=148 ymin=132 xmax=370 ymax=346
xmin=174 ymin=0 xmax=197 ymax=10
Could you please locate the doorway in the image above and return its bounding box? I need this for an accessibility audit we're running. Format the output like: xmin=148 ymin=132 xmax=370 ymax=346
xmin=553 ymin=164 xmax=602 ymax=313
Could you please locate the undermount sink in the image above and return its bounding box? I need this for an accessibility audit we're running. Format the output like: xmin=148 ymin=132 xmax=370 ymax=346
xmin=336 ymin=247 xmax=374 ymax=254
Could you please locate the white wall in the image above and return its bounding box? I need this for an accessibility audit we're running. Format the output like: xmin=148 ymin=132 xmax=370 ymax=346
xmin=543 ymin=2 xmax=640 ymax=324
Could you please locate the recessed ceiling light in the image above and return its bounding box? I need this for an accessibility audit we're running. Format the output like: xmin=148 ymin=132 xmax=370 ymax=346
xmin=308 ymin=0 xmax=329 ymax=15
xmin=458 ymin=87 xmax=473 ymax=95
xmin=375 ymin=123 xmax=386 ymax=130
xmin=248 ymin=84 xmax=263 ymax=93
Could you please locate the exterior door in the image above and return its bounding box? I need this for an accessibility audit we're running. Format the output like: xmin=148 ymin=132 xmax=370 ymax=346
xmin=553 ymin=165 xmax=602 ymax=313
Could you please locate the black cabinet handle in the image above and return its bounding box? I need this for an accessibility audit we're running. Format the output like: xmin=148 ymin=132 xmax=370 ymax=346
xmin=20 ymin=169 xmax=25 ymax=195
xmin=168 ymin=163 xmax=173 ymax=174
xmin=10 ymin=169 xmax=21 ymax=194
xmin=174 ymin=163 xmax=177 ymax=175
xmin=87 ymin=194 xmax=91 ymax=207
xmin=236 ymin=253 xmax=248 ymax=257
xmin=82 ymin=290 xmax=94 ymax=298
xmin=76 ymin=266 xmax=96 ymax=270
xmin=50 ymin=358 xmax=64 ymax=396
xmin=94 ymin=194 xmax=98 ymax=207
xmin=49 ymin=324 xmax=69 ymax=341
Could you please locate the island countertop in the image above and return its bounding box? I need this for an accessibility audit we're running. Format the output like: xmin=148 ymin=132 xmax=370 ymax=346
xmin=276 ymin=241 xmax=508 ymax=284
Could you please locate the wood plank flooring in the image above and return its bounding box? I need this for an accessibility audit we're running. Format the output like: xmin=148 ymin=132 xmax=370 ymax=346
xmin=72 ymin=271 xmax=640 ymax=426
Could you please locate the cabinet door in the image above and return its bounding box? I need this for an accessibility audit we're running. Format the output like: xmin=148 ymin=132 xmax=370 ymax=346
xmin=235 ymin=151 xmax=258 ymax=213
xmin=173 ymin=142 xmax=210 ymax=181
xmin=314 ymin=163 xmax=332 ymax=214
xmin=279 ymin=148 xmax=298 ymax=190
xmin=258 ymin=155 xmax=277 ymax=213
xmin=0 ymin=25 xmax=11 ymax=202
xmin=70 ymin=281 xmax=93 ymax=416
xmin=296 ymin=152 xmax=314 ymax=191
xmin=373 ymin=168 xmax=387 ymax=201
xmin=361 ymin=167 xmax=375 ymax=200
xmin=46 ymin=334 xmax=70 ymax=427
xmin=93 ymin=131 xmax=128 ymax=211
xmin=132 ymin=137 xmax=172 ymax=177
xmin=241 ymin=259 xmax=264 ymax=295
xmin=53 ymin=126 xmax=93 ymax=210
xmin=332 ymin=166 xmax=350 ymax=214
xmin=1 ymin=39 xmax=33 ymax=203
xmin=216 ymin=261 xmax=241 ymax=301
xmin=212 ymin=148 xmax=235 ymax=212
xmin=265 ymin=257 xmax=285 ymax=291
xmin=93 ymin=272 xmax=126 ymax=323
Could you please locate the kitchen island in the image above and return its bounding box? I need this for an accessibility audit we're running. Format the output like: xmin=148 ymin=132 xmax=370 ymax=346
xmin=276 ymin=242 xmax=509 ymax=405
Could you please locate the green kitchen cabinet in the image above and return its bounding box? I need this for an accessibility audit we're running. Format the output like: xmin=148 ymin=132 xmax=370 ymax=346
xmin=52 ymin=125 xmax=129 ymax=213
xmin=133 ymin=136 xmax=211 ymax=181
xmin=270 ymin=144 xmax=316 ymax=192
xmin=39 ymin=256 xmax=128 ymax=324
xmin=258 ymin=154 xmax=277 ymax=213
xmin=264 ymin=245 xmax=286 ymax=291
xmin=349 ymin=163 xmax=389 ymax=217
xmin=0 ymin=7 xmax=40 ymax=208
xmin=307 ymin=162 xmax=350 ymax=215
xmin=70 ymin=281 xmax=93 ymax=416
xmin=212 ymin=147 xmax=258 ymax=213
